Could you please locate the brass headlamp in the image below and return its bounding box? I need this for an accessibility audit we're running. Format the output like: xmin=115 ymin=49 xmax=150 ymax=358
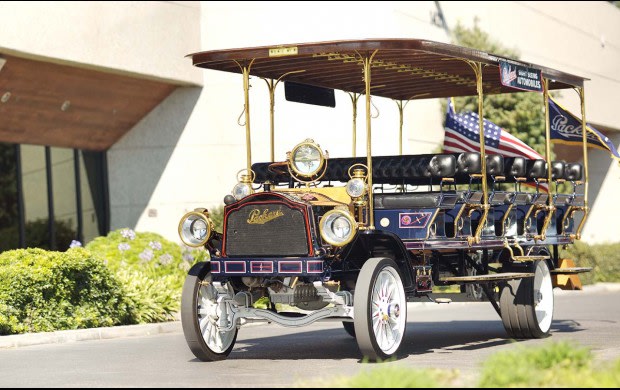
xmin=178 ymin=208 xmax=215 ymax=247
xmin=288 ymin=139 xmax=327 ymax=181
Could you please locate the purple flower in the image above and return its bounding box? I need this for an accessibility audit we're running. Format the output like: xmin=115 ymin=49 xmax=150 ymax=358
xmin=149 ymin=241 xmax=162 ymax=251
xmin=159 ymin=253 xmax=173 ymax=266
xmin=139 ymin=249 xmax=154 ymax=262
xmin=69 ymin=240 xmax=82 ymax=248
xmin=182 ymin=252 xmax=195 ymax=263
xmin=118 ymin=243 xmax=131 ymax=252
xmin=120 ymin=228 xmax=136 ymax=240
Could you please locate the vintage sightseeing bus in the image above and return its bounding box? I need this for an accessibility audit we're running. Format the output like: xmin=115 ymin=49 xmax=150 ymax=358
xmin=177 ymin=39 xmax=592 ymax=361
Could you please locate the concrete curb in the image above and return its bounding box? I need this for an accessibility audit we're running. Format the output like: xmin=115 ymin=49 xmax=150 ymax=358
xmin=1 ymin=283 xmax=619 ymax=350
xmin=0 ymin=321 xmax=181 ymax=350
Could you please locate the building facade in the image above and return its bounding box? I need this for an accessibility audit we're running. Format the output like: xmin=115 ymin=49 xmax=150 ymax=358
xmin=0 ymin=1 xmax=618 ymax=249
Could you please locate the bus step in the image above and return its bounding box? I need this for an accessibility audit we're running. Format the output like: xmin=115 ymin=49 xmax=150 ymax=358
xmin=551 ymin=267 xmax=592 ymax=275
xmin=440 ymin=272 xmax=534 ymax=284
xmin=512 ymin=255 xmax=549 ymax=262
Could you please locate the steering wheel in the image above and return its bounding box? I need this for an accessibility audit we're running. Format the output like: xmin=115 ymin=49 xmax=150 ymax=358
xmin=267 ymin=161 xmax=289 ymax=176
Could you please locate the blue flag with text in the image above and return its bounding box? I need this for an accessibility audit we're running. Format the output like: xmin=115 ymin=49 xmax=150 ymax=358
xmin=549 ymin=96 xmax=619 ymax=160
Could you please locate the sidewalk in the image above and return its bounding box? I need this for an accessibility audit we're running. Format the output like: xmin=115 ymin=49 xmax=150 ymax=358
xmin=1 ymin=283 xmax=619 ymax=350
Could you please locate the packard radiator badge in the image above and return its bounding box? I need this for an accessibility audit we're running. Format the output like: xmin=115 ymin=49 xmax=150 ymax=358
xmin=247 ymin=208 xmax=284 ymax=225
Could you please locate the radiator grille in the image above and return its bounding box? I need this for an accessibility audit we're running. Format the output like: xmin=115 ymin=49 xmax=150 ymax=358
xmin=224 ymin=202 xmax=309 ymax=257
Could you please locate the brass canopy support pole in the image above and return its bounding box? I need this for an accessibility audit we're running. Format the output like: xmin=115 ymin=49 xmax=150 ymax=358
xmin=464 ymin=60 xmax=489 ymax=244
xmin=536 ymin=79 xmax=556 ymax=241
xmin=265 ymin=79 xmax=276 ymax=162
xmin=576 ymin=86 xmax=590 ymax=239
xmin=348 ymin=92 xmax=361 ymax=157
xmin=235 ymin=59 xmax=256 ymax=174
xmin=543 ymin=79 xmax=554 ymax=188
xmin=395 ymin=100 xmax=410 ymax=155
xmin=263 ymin=70 xmax=305 ymax=162
xmin=579 ymin=87 xmax=589 ymax=210
xmin=363 ymin=50 xmax=378 ymax=230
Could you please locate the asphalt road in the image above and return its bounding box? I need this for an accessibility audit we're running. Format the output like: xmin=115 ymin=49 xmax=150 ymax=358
xmin=0 ymin=289 xmax=618 ymax=387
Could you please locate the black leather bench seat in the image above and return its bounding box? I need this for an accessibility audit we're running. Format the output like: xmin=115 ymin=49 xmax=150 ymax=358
xmin=374 ymin=192 xmax=459 ymax=209
xmin=251 ymin=153 xmax=585 ymax=190
xmin=253 ymin=153 xmax=463 ymax=186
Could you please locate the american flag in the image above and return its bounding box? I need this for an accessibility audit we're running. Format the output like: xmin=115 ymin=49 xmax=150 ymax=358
xmin=443 ymin=99 xmax=544 ymax=161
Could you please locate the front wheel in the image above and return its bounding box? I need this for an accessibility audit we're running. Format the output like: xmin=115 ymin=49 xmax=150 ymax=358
xmin=354 ymin=258 xmax=407 ymax=361
xmin=500 ymin=259 xmax=554 ymax=338
xmin=181 ymin=262 xmax=238 ymax=361
xmin=342 ymin=321 xmax=356 ymax=338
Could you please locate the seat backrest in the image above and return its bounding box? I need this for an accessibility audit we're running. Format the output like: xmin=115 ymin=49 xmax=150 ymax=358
xmin=564 ymin=163 xmax=583 ymax=181
xmin=504 ymin=157 xmax=527 ymax=178
xmin=551 ymin=161 xmax=566 ymax=181
xmin=456 ymin=152 xmax=481 ymax=175
xmin=486 ymin=155 xmax=504 ymax=176
xmin=426 ymin=154 xmax=457 ymax=178
xmin=527 ymin=159 xmax=547 ymax=179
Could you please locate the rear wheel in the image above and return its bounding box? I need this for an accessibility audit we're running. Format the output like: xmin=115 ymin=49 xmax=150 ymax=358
xmin=500 ymin=259 xmax=554 ymax=338
xmin=181 ymin=262 xmax=238 ymax=361
xmin=354 ymin=258 xmax=407 ymax=361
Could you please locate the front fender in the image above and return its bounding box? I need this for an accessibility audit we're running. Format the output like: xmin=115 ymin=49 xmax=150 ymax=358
xmin=340 ymin=230 xmax=414 ymax=290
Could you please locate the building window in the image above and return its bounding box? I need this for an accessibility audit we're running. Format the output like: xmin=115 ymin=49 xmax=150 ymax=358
xmin=0 ymin=144 xmax=20 ymax=251
xmin=0 ymin=143 xmax=109 ymax=251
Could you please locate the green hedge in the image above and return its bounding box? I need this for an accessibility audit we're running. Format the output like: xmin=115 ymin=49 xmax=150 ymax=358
xmin=561 ymin=241 xmax=620 ymax=284
xmin=0 ymin=248 xmax=132 ymax=335
xmin=0 ymin=229 xmax=209 ymax=335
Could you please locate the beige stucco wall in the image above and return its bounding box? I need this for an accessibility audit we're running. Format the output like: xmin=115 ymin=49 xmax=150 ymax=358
xmin=105 ymin=1 xmax=619 ymax=243
xmin=0 ymin=1 xmax=202 ymax=85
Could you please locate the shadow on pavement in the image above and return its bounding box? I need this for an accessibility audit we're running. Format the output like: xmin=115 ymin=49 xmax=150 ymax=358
xmin=193 ymin=317 xmax=587 ymax=362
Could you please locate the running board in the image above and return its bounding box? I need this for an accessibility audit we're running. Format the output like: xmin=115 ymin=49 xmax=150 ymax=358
xmin=511 ymin=255 xmax=549 ymax=262
xmin=551 ymin=267 xmax=592 ymax=274
xmin=502 ymin=243 xmax=549 ymax=262
xmin=440 ymin=272 xmax=534 ymax=284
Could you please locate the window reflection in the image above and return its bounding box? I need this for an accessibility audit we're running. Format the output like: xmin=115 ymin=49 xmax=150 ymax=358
xmin=21 ymin=145 xmax=54 ymax=249
xmin=52 ymin=147 xmax=78 ymax=250
xmin=0 ymin=144 xmax=19 ymax=251
xmin=0 ymin=142 xmax=107 ymax=252
xmin=80 ymin=151 xmax=103 ymax=244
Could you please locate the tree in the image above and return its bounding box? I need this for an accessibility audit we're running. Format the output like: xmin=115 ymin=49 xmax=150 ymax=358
xmin=444 ymin=23 xmax=549 ymax=157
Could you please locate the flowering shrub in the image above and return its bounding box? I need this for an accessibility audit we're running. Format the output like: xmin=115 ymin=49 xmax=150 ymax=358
xmin=85 ymin=229 xmax=208 ymax=322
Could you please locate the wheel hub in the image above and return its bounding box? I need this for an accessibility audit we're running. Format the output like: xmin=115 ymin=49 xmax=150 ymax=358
xmin=378 ymin=302 xmax=400 ymax=322
xmin=388 ymin=303 xmax=400 ymax=320
xmin=535 ymin=290 xmax=543 ymax=305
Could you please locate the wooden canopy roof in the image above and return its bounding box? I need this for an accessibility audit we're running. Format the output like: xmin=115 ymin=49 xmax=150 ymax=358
xmin=190 ymin=39 xmax=586 ymax=100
